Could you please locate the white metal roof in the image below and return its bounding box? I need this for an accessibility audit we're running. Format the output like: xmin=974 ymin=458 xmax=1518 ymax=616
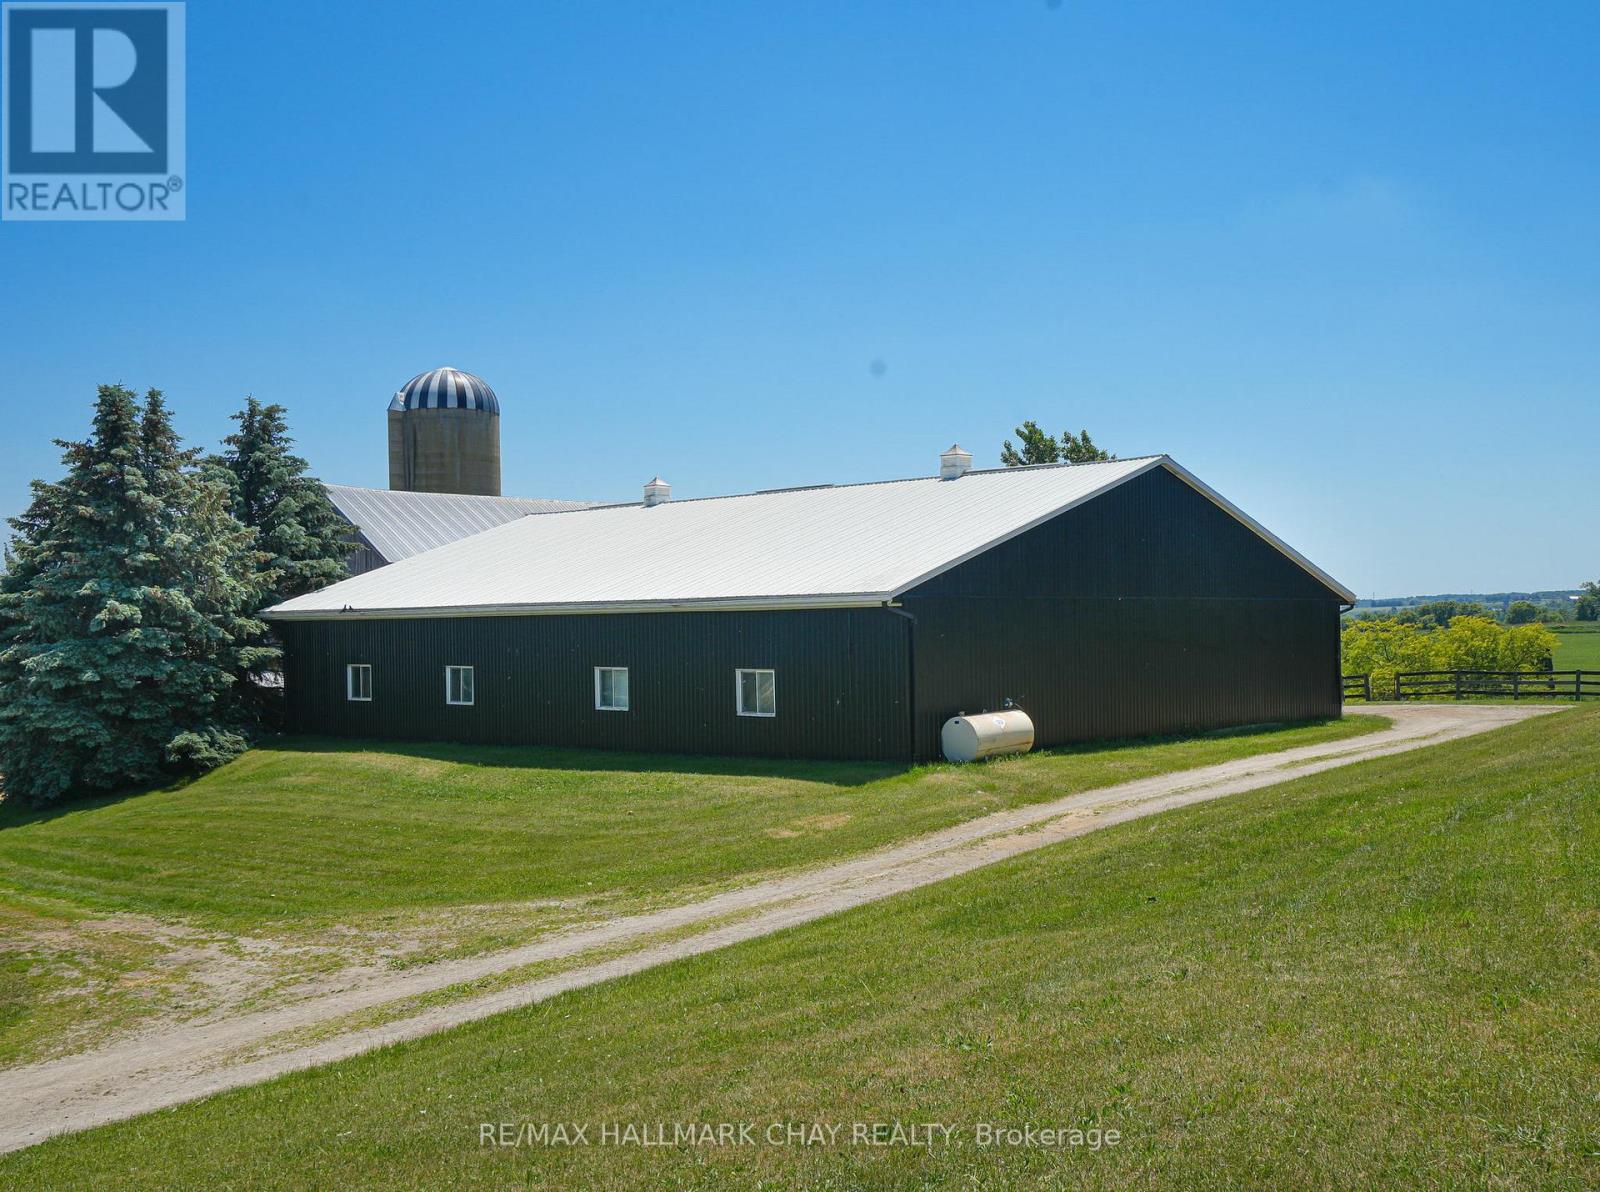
xmin=275 ymin=457 xmax=1352 ymax=619
xmin=323 ymin=484 xmax=599 ymax=564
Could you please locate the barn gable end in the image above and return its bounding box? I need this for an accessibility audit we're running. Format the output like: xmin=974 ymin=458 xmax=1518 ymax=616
xmin=901 ymin=465 xmax=1345 ymax=758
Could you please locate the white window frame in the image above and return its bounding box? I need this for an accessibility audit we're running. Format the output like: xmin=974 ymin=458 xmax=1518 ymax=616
xmin=445 ymin=665 xmax=475 ymax=706
xmin=346 ymin=663 xmax=372 ymax=702
xmin=735 ymin=668 xmax=776 ymax=718
xmin=594 ymin=666 xmax=630 ymax=712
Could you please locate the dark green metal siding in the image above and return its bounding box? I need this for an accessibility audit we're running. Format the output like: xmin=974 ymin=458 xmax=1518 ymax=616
xmin=905 ymin=596 xmax=1340 ymax=758
xmin=279 ymin=466 xmax=1343 ymax=764
xmin=903 ymin=467 xmax=1344 ymax=757
xmin=279 ymin=607 xmax=912 ymax=761
xmin=911 ymin=467 xmax=1339 ymax=603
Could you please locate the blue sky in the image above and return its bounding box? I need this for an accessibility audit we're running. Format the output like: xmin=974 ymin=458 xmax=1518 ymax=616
xmin=3 ymin=0 xmax=1596 ymax=597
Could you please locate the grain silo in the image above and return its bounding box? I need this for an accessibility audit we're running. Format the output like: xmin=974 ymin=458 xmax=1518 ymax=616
xmin=386 ymin=367 xmax=502 ymax=496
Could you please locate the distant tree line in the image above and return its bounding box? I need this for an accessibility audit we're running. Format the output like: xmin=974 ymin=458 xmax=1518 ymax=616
xmin=1349 ymin=599 xmax=1511 ymax=627
xmin=0 ymin=386 xmax=347 ymax=807
xmin=1349 ymin=590 xmax=1598 ymax=627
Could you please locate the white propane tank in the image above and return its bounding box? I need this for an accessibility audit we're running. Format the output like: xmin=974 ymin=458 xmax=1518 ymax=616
xmin=941 ymin=708 xmax=1035 ymax=763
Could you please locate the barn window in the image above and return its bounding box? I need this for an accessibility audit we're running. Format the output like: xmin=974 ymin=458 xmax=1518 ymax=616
xmin=445 ymin=665 xmax=475 ymax=706
xmin=346 ymin=664 xmax=372 ymax=702
xmin=736 ymin=668 xmax=776 ymax=717
xmin=594 ymin=666 xmax=629 ymax=711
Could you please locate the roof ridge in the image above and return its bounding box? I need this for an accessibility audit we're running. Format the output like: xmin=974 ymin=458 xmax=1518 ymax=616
xmin=323 ymin=483 xmax=595 ymax=506
xmin=270 ymin=452 xmax=1356 ymax=618
xmin=510 ymin=454 xmax=1164 ymax=518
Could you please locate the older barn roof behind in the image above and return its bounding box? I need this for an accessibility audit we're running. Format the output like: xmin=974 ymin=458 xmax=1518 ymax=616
xmin=322 ymin=484 xmax=599 ymax=565
xmin=276 ymin=456 xmax=1352 ymax=619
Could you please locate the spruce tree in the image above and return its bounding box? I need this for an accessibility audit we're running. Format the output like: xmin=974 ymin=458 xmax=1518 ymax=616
xmin=0 ymin=386 xmax=272 ymax=805
xmin=142 ymin=391 xmax=279 ymax=745
xmin=215 ymin=397 xmax=348 ymax=606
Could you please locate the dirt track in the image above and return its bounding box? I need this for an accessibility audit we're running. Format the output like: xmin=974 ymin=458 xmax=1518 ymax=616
xmin=0 ymin=703 xmax=1564 ymax=1155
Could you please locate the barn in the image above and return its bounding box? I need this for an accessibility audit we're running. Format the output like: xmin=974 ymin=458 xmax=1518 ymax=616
xmin=265 ymin=446 xmax=1354 ymax=763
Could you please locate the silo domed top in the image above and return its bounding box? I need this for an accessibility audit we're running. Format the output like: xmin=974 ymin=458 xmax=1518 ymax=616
xmin=393 ymin=367 xmax=500 ymax=414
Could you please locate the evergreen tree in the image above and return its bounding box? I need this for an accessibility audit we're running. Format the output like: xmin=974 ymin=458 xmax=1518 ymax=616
xmin=0 ymin=386 xmax=272 ymax=806
xmin=215 ymin=397 xmax=347 ymax=606
xmin=142 ymin=391 xmax=279 ymax=735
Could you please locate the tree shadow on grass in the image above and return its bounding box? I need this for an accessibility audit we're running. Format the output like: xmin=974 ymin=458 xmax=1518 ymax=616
xmin=0 ymin=738 xmax=909 ymax=831
xmin=0 ymin=773 xmax=197 ymax=832
xmin=264 ymin=735 xmax=912 ymax=789
xmin=0 ymin=714 xmax=1370 ymax=831
xmin=269 ymin=715 xmax=1364 ymax=784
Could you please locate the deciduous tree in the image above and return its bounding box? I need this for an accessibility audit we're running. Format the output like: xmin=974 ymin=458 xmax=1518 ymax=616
xmin=1341 ymin=615 xmax=1556 ymax=695
xmin=999 ymin=420 xmax=1060 ymax=467
xmin=1000 ymin=422 xmax=1116 ymax=467
xmin=1576 ymin=581 xmax=1600 ymax=622
xmin=1060 ymin=428 xmax=1113 ymax=463
xmin=1505 ymin=600 xmax=1539 ymax=625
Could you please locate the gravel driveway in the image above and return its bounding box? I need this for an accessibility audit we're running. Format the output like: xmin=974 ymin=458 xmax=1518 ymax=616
xmin=0 ymin=702 xmax=1564 ymax=1155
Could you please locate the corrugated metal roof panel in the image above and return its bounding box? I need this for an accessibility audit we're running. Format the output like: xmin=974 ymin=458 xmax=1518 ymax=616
xmin=323 ymin=484 xmax=599 ymax=564
xmin=277 ymin=457 xmax=1352 ymax=618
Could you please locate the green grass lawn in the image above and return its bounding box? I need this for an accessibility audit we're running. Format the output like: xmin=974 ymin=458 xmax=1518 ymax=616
xmin=0 ymin=718 xmax=1382 ymax=931
xmin=0 ymin=717 xmax=1383 ymax=1068
xmin=1551 ymin=623 xmax=1600 ymax=670
xmin=3 ymin=706 xmax=1594 ymax=1187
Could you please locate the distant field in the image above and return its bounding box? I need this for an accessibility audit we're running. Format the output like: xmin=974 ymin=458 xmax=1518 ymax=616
xmin=1550 ymin=624 xmax=1600 ymax=670
xmin=0 ymin=716 xmax=1383 ymax=1068
xmin=3 ymin=708 xmax=1590 ymax=1188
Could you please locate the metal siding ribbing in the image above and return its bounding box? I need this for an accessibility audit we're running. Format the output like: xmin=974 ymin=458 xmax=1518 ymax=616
xmin=907 ymin=597 xmax=1340 ymax=757
xmin=904 ymin=468 xmax=1343 ymax=758
xmin=908 ymin=467 xmax=1340 ymax=602
xmin=281 ymin=607 xmax=911 ymax=761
